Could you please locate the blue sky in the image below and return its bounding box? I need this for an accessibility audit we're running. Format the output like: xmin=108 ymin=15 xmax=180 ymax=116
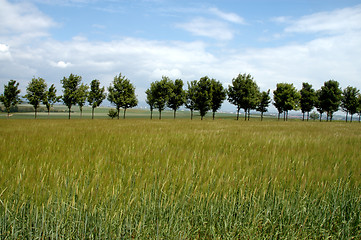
xmin=1 ymin=0 xmax=361 ymax=111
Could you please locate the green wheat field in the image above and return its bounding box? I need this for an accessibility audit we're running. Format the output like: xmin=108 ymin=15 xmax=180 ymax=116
xmin=1 ymin=117 xmax=361 ymax=239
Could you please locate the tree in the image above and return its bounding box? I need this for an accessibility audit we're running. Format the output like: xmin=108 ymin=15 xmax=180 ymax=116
xmin=228 ymin=73 xmax=259 ymax=121
xmin=108 ymin=109 xmax=118 ymax=119
xmin=341 ymin=86 xmax=359 ymax=122
xmin=358 ymin=93 xmax=361 ymax=122
xmin=43 ymin=84 xmax=60 ymax=117
xmin=185 ymin=80 xmax=197 ymax=120
xmin=273 ymin=83 xmax=299 ymax=121
xmin=0 ymin=80 xmax=21 ymax=118
xmin=88 ymin=79 xmax=106 ymax=119
xmin=319 ymin=80 xmax=342 ymax=121
xmin=256 ymin=90 xmax=271 ymax=121
xmin=310 ymin=111 xmax=319 ymax=121
xmin=150 ymin=76 xmax=172 ymax=120
xmin=108 ymin=73 xmax=138 ymax=119
xmin=61 ymin=74 xmax=82 ymax=119
xmin=210 ymin=79 xmax=226 ymax=120
xmin=24 ymin=77 xmax=47 ymax=119
xmin=76 ymin=83 xmax=89 ymax=118
xmin=194 ymin=76 xmax=212 ymax=120
xmin=315 ymin=89 xmax=324 ymax=122
xmin=167 ymin=79 xmax=185 ymax=119
xmin=145 ymin=86 xmax=156 ymax=120
xmin=300 ymin=82 xmax=316 ymax=121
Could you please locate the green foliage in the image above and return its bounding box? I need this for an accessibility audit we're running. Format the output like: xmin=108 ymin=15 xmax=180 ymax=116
xmin=300 ymin=82 xmax=316 ymax=121
xmin=61 ymin=73 xmax=82 ymax=119
xmin=310 ymin=111 xmax=319 ymax=121
xmin=107 ymin=109 xmax=118 ymax=119
xmin=43 ymin=84 xmax=60 ymax=116
xmin=145 ymin=87 xmax=156 ymax=119
xmin=194 ymin=76 xmax=212 ymax=120
xmin=148 ymin=76 xmax=172 ymax=119
xmin=256 ymin=90 xmax=271 ymax=121
xmin=228 ymin=73 xmax=260 ymax=120
xmin=318 ymin=80 xmax=342 ymax=121
xmin=210 ymin=79 xmax=226 ymax=120
xmin=273 ymin=83 xmax=300 ymax=121
xmin=88 ymin=79 xmax=106 ymax=119
xmin=0 ymin=80 xmax=21 ymax=117
xmin=167 ymin=79 xmax=186 ymax=119
xmin=341 ymin=86 xmax=359 ymax=122
xmin=185 ymin=80 xmax=197 ymax=120
xmin=76 ymin=83 xmax=89 ymax=118
xmin=108 ymin=73 xmax=138 ymax=119
xmin=24 ymin=77 xmax=47 ymax=119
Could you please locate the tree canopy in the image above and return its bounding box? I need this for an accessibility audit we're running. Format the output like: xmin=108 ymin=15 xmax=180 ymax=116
xmin=273 ymin=83 xmax=300 ymax=121
xmin=341 ymin=86 xmax=359 ymax=122
xmin=0 ymin=80 xmax=21 ymax=117
xmin=61 ymin=73 xmax=82 ymax=119
xmin=300 ymin=82 xmax=316 ymax=121
xmin=25 ymin=77 xmax=47 ymax=119
xmin=167 ymin=79 xmax=186 ymax=119
xmin=210 ymin=79 xmax=227 ymax=120
xmin=318 ymin=80 xmax=342 ymax=121
xmin=88 ymin=79 xmax=106 ymax=119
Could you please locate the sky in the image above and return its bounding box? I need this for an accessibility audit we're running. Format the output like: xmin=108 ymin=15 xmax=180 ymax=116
xmin=1 ymin=0 xmax=361 ymax=111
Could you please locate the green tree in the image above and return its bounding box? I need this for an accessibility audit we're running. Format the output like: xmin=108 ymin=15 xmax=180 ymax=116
xmin=43 ymin=84 xmax=60 ymax=117
xmin=319 ymin=80 xmax=342 ymax=121
xmin=108 ymin=109 xmax=118 ymax=119
xmin=194 ymin=76 xmax=212 ymax=120
xmin=310 ymin=111 xmax=319 ymax=121
xmin=185 ymin=80 xmax=197 ymax=120
xmin=210 ymin=79 xmax=226 ymax=120
xmin=228 ymin=73 xmax=259 ymax=121
xmin=167 ymin=79 xmax=185 ymax=119
xmin=88 ymin=79 xmax=106 ymax=119
xmin=341 ymin=86 xmax=359 ymax=122
xmin=0 ymin=80 xmax=21 ymax=118
xmin=108 ymin=73 xmax=138 ymax=119
xmin=61 ymin=74 xmax=82 ymax=119
xmin=151 ymin=76 xmax=172 ymax=120
xmin=357 ymin=93 xmax=361 ymax=122
xmin=24 ymin=77 xmax=47 ymax=119
xmin=145 ymin=86 xmax=156 ymax=120
xmin=315 ymin=89 xmax=324 ymax=122
xmin=300 ymin=82 xmax=316 ymax=121
xmin=76 ymin=83 xmax=89 ymax=118
xmin=273 ymin=83 xmax=299 ymax=121
xmin=256 ymin=90 xmax=271 ymax=121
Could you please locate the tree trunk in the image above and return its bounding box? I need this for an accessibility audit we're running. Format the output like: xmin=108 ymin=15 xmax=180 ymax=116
xmin=244 ymin=109 xmax=247 ymax=121
xmin=319 ymin=113 xmax=322 ymax=122
xmin=278 ymin=112 xmax=280 ymax=121
xmin=48 ymin=109 xmax=50 ymax=118
xmin=117 ymin=107 xmax=120 ymax=119
xmin=201 ymin=115 xmax=203 ymax=120
xmin=307 ymin=112 xmax=309 ymax=121
xmin=236 ymin=108 xmax=240 ymax=120
xmin=68 ymin=107 xmax=71 ymax=119
xmin=248 ymin=109 xmax=250 ymax=121
xmin=35 ymin=107 xmax=37 ymax=119
xmin=212 ymin=111 xmax=215 ymax=120
xmin=150 ymin=109 xmax=153 ymax=120
xmin=159 ymin=110 xmax=162 ymax=120
xmin=261 ymin=112 xmax=263 ymax=121
xmin=191 ymin=110 xmax=193 ymax=120
xmin=92 ymin=107 xmax=95 ymax=119
xmin=359 ymin=114 xmax=360 ymax=122
xmin=350 ymin=114 xmax=353 ymax=122
xmin=283 ymin=111 xmax=286 ymax=121
xmin=286 ymin=111 xmax=288 ymax=121
xmin=302 ymin=112 xmax=305 ymax=121
xmin=123 ymin=108 xmax=127 ymax=119
xmin=80 ymin=108 xmax=83 ymax=119
xmin=174 ymin=110 xmax=176 ymax=119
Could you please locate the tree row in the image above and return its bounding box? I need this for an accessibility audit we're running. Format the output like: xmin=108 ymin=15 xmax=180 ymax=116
xmin=1 ymin=73 xmax=361 ymax=122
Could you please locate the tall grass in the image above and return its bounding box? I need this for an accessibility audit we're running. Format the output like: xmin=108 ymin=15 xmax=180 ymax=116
xmin=0 ymin=119 xmax=360 ymax=238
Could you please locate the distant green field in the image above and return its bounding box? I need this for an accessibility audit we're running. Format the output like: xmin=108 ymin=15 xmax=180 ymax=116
xmin=1 ymin=119 xmax=360 ymax=238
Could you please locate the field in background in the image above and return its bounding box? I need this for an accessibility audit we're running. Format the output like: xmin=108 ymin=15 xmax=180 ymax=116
xmin=1 ymin=119 xmax=360 ymax=238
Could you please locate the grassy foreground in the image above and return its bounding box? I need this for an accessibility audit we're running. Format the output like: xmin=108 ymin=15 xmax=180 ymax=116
xmin=0 ymin=119 xmax=360 ymax=239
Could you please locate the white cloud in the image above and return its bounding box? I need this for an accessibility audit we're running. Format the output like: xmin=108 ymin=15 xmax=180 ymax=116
xmin=51 ymin=61 xmax=72 ymax=68
xmin=209 ymin=7 xmax=245 ymax=24
xmin=176 ymin=18 xmax=234 ymax=41
xmin=0 ymin=0 xmax=55 ymax=36
xmin=0 ymin=43 xmax=11 ymax=60
xmin=285 ymin=4 xmax=361 ymax=34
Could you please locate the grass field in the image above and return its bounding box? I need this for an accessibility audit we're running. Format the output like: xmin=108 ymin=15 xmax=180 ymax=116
xmin=1 ymin=118 xmax=360 ymax=238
